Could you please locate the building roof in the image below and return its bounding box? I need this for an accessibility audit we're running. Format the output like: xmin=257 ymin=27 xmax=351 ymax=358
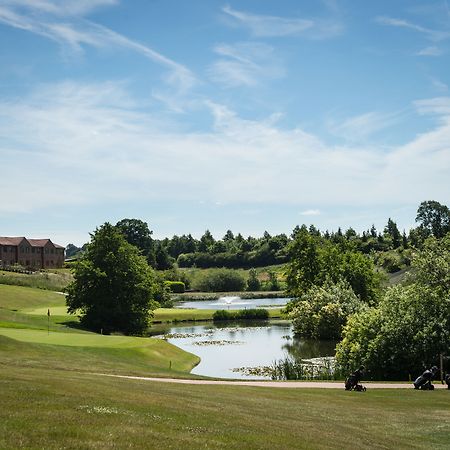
xmin=28 ymin=239 xmax=51 ymax=247
xmin=0 ymin=237 xmax=65 ymax=249
xmin=0 ymin=237 xmax=27 ymax=246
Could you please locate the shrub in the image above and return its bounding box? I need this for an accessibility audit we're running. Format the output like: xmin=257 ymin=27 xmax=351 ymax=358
xmin=289 ymin=279 xmax=365 ymax=340
xmin=164 ymin=281 xmax=185 ymax=293
xmin=194 ymin=269 xmax=245 ymax=292
xmin=212 ymin=308 xmax=269 ymax=321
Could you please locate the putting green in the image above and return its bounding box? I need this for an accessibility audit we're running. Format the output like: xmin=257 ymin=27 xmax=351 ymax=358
xmin=0 ymin=327 xmax=162 ymax=348
xmin=26 ymin=306 xmax=70 ymax=316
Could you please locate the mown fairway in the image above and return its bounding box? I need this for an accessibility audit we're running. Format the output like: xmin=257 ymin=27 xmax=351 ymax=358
xmin=1 ymin=363 xmax=449 ymax=450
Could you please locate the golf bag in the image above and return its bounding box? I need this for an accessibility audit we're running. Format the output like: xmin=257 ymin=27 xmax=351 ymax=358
xmin=413 ymin=367 xmax=438 ymax=390
xmin=345 ymin=373 xmax=366 ymax=392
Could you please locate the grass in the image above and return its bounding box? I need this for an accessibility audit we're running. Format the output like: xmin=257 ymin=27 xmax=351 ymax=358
xmin=3 ymin=281 xmax=450 ymax=448
xmin=1 ymin=363 xmax=449 ymax=449
xmin=0 ymin=269 xmax=73 ymax=291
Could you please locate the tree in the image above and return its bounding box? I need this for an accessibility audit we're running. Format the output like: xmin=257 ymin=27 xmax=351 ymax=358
xmin=116 ymin=218 xmax=155 ymax=267
xmin=290 ymin=279 xmax=365 ymax=340
xmin=198 ymin=230 xmax=215 ymax=252
xmin=286 ymin=229 xmax=380 ymax=304
xmin=336 ymin=233 xmax=450 ymax=380
xmin=384 ymin=218 xmax=401 ymax=249
xmin=66 ymin=223 xmax=159 ymax=334
xmin=416 ymin=200 xmax=450 ymax=239
xmin=247 ymin=268 xmax=261 ymax=291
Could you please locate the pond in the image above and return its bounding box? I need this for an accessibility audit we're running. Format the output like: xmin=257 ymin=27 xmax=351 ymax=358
xmin=175 ymin=296 xmax=289 ymax=310
xmin=151 ymin=320 xmax=336 ymax=380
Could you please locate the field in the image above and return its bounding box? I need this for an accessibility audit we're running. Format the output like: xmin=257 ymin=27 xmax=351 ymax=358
xmin=2 ymin=363 xmax=450 ymax=449
xmin=1 ymin=284 xmax=450 ymax=449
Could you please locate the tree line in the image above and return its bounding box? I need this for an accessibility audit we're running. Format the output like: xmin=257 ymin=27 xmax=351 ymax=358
xmin=66 ymin=200 xmax=450 ymax=271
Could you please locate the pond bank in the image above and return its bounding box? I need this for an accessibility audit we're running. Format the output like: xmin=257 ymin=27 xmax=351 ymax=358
xmin=171 ymin=290 xmax=289 ymax=301
xmin=151 ymin=307 xmax=285 ymax=324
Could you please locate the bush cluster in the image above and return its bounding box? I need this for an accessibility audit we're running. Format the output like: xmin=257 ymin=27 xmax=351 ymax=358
xmin=212 ymin=308 xmax=269 ymax=321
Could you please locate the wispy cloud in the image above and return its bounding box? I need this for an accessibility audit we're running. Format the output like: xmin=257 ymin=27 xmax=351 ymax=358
xmin=416 ymin=46 xmax=443 ymax=56
xmin=376 ymin=16 xmax=450 ymax=41
xmin=0 ymin=82 xmax=448 ymax=217
xmin=0 ymin=1 xmax=196 ymax=98
xmin=430 ymin=77 xmax=448 ymax=92
xmin=222 ymin=5 xmax=343 ymax=39
xmin=327 ymin=111 xmax=402 ymax=142
xmin=208 ymin=42 xmax=284 ymax=87
xmin=0 ymin=0 xmax=118 ymax=16
xmin=414 ymin=97 xmax=450 ymax=115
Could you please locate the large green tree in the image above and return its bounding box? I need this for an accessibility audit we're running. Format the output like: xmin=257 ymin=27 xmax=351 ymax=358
xmin=286 ymin=228 xmax=381 ymax=304
xmin=66 ymin=223 xmax=159 ymax=335
xmin=116 ymin=218 xmax=156 ymax=267
xmin=336 ymin=234 xmax=450 ymax=379
xmin=416 ymin=200 xmax=450 ymax=239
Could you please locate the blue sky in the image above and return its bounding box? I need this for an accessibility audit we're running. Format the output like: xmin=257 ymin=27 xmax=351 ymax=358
xmin=0 ymin=0 xmax=449 ymax=246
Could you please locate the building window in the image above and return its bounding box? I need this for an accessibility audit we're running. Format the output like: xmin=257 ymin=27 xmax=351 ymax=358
xmin=32 ymin=248 xmax=35 ymax=254
xmin=20 ymin=247 xmax=24 ymax=253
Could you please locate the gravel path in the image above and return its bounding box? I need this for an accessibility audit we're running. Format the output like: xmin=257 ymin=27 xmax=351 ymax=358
xmin=96 ymin=374 xmax=448 ymax=389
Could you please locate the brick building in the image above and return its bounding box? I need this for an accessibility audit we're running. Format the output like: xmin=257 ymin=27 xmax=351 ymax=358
xmin=0 ymin=237 xmax=65 ymax=269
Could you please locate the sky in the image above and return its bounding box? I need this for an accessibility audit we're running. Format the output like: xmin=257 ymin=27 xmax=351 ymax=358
xmin=0 ymin=0 xmax=449 ymax=246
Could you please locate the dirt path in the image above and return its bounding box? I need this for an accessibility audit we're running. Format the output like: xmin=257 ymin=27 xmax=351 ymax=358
xmin=96 ymin=374 xmax=448 ymax=389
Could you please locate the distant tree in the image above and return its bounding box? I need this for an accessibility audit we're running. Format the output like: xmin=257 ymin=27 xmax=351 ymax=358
xmin=402 ymin=230 xmax=408 ymax=249
xmin=66 ymin=223 xmax=159 ymax=335
xmin=247 ymin=268 xmax=261 ymax=291
xmin=65 ymin=243 xmax=82 ymax=258
xmin=267 ymin=270 xmax=280 ymax=291
xmin=199 ymin=230 xmax=215 ymax=252
xmin=416 ymin=200 xmax=450 ymax=238
xmin=154 ymin=242 xmax=173 ymax=270
xmin=384 ymin=218 xmax=401 ymax=248
xmin=194 ymin=268 xmax=245 ymax=292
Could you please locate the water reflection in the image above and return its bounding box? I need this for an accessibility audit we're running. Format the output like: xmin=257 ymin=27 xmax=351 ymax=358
xmin=151 ymin=320 xmax=336 ymax=380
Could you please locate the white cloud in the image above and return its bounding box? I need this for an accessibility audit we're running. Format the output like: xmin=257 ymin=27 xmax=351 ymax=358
xmin=222 ymin=5 xmax=343 ymax=39
xmin=209 ymin=42 xmax=284 ymax=87
xmin=376 ymin=16 xmax=450 ymax=41
xmin=300 ymin=210 xmax=321 ymax=216
xmin=0 ymin=82 xmax=449 ymax=217
xmin=414 ymin=97 xmax=450 ymax=115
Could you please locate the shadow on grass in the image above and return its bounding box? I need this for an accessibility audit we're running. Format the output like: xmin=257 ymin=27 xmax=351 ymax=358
xmin=58 ymin=320 xmax=89 ymax=331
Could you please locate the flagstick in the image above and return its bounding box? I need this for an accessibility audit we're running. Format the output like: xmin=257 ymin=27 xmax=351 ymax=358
xmin=47 ymin=308 xmax=50 ymax=335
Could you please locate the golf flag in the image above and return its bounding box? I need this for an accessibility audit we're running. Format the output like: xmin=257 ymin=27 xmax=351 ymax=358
xmin=47 ymin=308 xmax=50 ymax=317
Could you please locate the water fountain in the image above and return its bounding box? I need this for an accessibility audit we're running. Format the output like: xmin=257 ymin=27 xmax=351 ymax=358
xmin=220 ymin=296 xmax=241 ymax=309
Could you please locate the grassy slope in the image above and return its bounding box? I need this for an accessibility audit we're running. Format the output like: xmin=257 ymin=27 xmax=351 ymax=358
xmin=0 ymin=285 xmax=200 ymax=377
xmin=1 ymin=364 xmax=449 ymax=449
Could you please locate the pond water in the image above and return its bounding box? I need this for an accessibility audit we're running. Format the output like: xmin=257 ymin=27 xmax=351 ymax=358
xmin=151 ymin=320 xmax=335 ymax=380
xmin=175 ymin=296 xmax=289 ymax=310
